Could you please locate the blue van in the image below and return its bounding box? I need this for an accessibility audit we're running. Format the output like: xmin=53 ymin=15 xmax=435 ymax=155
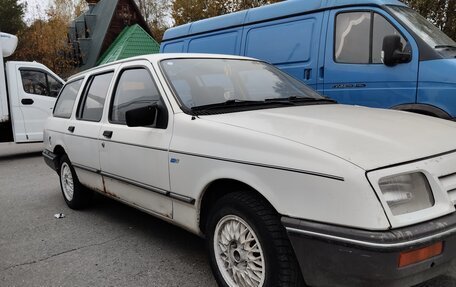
xmin=161 ymin=0 xmax=456 ymax=119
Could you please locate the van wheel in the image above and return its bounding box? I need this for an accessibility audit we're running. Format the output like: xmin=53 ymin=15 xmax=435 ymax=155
xmin=206 ymin=192 xmax=305 ymax=287
xmin=59 ymin=155 xmax=92 ymax=209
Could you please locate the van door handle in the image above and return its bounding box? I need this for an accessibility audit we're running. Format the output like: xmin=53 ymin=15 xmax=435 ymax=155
xmin=319 ymin=67 xmax=325 ymax=80
xmin=103 ymin=130 xmax=113 ymax=139
xmin=21 ymin=98 xmax=34 ymax=105
xmin=304 ymin=69 xmax=312 ymax=80
xmin=68 ymin=126 xmax=75 ymax=133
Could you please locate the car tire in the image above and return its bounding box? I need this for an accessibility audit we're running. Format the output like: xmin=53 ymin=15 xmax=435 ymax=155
xmin=206 ymin=191 xmax=305 ymax=287
xmin=58 ymin=154 xmax=92 ymax=209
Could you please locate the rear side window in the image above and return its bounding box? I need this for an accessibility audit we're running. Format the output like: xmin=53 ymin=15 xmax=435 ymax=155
xmin=21 ymin=70 xmax=63 ymax=97
xmin=53 ymin=79 xmax=83 ymax=119
xmin=110 ymin=68 xmax=161 ymax=125
xmin=78 ymin=72 xmax=114 ymax=122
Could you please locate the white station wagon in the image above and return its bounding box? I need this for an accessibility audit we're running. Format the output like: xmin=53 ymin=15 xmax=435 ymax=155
xmin=43 ymin=54 xmax=456 ymax=287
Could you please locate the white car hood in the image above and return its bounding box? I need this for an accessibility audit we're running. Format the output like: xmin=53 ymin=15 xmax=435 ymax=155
xmin=201 ymin=104 xmax=456 ymax=170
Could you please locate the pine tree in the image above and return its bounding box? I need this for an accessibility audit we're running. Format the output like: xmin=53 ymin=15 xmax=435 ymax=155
xmin=0 ymin=0 xmax=25 ymax=34
xmin=401 ymin=0 xmax=456 ymax=40
xmin=135 ymin=0 xmax=172 ymax=42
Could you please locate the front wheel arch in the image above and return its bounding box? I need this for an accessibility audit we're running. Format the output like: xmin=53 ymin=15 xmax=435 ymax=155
xmin=198 ymin=178 xmax=277 ymax=236
xmin=206 ymin=191 xmax=305 ymax=286
xmin=392 ymin=103 xmax=452 ymax=120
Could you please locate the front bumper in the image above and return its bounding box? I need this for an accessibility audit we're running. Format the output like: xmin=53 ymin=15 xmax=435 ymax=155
xmin=282 ymin=213 xmax=456 ymax=287
xmin=42 ymin=149 xmax=58 ymax=172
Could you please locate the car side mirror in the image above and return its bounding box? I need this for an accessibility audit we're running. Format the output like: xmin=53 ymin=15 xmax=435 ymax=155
xmin=382 ymin=35 xmax=412 ymax=67
xmin=125 ymin=104 xmax=158 ymax=127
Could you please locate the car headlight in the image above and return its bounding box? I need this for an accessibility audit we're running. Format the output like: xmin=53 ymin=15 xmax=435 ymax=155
xmin=378 ymin=172 xmax=434 ymax=215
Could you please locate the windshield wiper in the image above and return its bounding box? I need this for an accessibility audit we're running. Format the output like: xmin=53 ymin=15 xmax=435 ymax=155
xmin=191 ymin=99 xmax=292 ymax=112
xmin=435 ymin=45 xmax=456 ymax=49
xmin=190 ymin=96 xmax=336 ymax=114
xmin=265 ymin=96 xmax=337 ymax=104
xmin=191 ymin=100 xmax=270 ymax=111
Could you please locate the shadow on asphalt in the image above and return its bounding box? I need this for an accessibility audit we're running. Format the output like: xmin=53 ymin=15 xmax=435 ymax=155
xmin=86 ymin=192 xmax=206 ymax=254
xmin=0 ymin=151 xmax=43 ymax=162
xmin=80 ymin=194 xmax=456 ymax=287
xmin=416 ymin=275 xmax=456 ymax=287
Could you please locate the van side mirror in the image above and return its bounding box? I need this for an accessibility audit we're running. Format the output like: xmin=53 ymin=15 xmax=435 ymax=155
xmin=125 ymin=104 xmax=157 ymax=127
xmin=382 ymin=35 xmax=412 ymax=67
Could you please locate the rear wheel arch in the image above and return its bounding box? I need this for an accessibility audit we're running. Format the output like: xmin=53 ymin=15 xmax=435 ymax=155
xmin=53 ymin=145 xmax=66 ymax=156
xmin=58 ymin=154 xmax=92 ymax=209
xmin=53 ymin=145 xmax=66 ymax=171
xmin=198 ymin=178 xmax=279 ymax=235
xmin=392 ymin=103 xmax=452 ymax=120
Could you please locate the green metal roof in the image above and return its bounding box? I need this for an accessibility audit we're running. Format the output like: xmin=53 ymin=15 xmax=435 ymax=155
xmin=97 ymin=24 xmax=160 ymax=65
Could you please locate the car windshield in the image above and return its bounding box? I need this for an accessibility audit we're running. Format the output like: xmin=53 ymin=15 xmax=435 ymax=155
xmin=160 ymin=58 xmax=324 ymax=112
xmin=388 ymin=6 xmax=456 ymax=49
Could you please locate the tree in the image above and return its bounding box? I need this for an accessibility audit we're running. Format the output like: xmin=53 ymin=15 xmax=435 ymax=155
xmin=0 ymin=0 xmax=25 ymax=34
xmin=74 ymin=0 xmax=88 ymax=18
xmin=135 ymin=0 xmax=172 ymax=42
xmin=172 ymin=0 xmax=283 ymax=26
xmin=49 ymin=0 xmax=87 ymax=22
xmin=401 ymin=0 xmax=456 ymax=40
xmin=12 ymin=0 xmax=87 ymax=77
xmin=13 ymin=17 xmax=76 ymax=77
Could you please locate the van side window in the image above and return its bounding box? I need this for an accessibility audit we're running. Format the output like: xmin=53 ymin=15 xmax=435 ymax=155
xmin=335 ymin=12 xmax=371 ymax=64
xmin=79 ymin=72 xmax=113 ymax=122
xmin=372 ymin=14 xmax=407 ymax=64
xmin=110 ymin=68 xmax=162 ymax=125
xmin=53 ymin=79 xmax=83 ymax=119
xmin=20 ymin=70 xmax=63 ymax=97
xmin=335 ymin=12 xmax=407 ymax=64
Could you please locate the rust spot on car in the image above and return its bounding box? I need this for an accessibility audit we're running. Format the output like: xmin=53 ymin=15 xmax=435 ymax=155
xmin=100 ymin=176 xmax=119 ymax=198
xmin=105 ymin=191 xmax=119 ymax=198
xmin=101 ymin=176 xmax=107 ymax=193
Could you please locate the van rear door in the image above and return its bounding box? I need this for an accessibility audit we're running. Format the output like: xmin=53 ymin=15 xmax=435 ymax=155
xmin=6 ymin=62 xmax=64 ymax=142
xmin=322 ymin=7 xmax=418 ymax=108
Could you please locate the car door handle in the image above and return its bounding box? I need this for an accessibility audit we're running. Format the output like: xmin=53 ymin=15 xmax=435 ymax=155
xmin=103 ymin=130 xmax=113 ymax=139
xmin=68 ymin=126 xmax=75 ymax=133
xmin=21 ymin=98 xmax=34 ymax=105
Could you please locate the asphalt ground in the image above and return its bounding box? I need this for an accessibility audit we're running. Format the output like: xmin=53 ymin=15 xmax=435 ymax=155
xmin=1 ymin=145 xmax=456 ymax=287
xmin=0 ymin=146 xmax=215 ymax=287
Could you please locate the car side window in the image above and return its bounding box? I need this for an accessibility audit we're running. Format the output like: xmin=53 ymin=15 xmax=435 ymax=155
xmin=335 ymin=12 xmax=407 ymax=64
xmin=110 ymin=68 xmax=162 ymax=125
xmin=20 ymin=70 xmax=63 ymax=97
xmin=79 ymin=72 xmax=113 ymax=122
xmin=53 ymin=79 xmax=83 ymax=118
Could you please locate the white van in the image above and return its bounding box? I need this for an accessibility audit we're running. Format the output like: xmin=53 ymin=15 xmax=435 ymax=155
xmin=0 ymin=32 xmax=64 ymax=143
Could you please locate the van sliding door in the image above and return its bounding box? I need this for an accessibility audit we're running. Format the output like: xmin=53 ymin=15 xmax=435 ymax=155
xmin=242 ymin=14 xmax=324 ymax=89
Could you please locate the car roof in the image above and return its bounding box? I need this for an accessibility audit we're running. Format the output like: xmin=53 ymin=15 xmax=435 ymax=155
xmin=67 ymin=53 xmax=256 ymax=81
